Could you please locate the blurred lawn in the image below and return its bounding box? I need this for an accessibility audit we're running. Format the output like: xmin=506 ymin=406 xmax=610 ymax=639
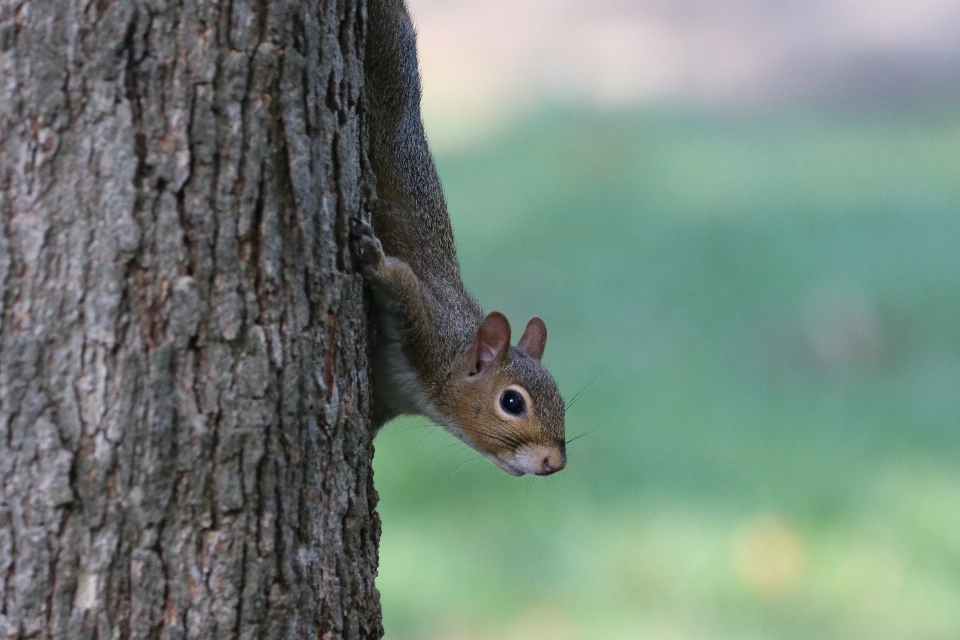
xmin=373 ymin=107 xmax=960 ymax=640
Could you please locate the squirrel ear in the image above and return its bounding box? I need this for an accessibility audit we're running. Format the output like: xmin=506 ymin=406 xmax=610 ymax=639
xmin=517 ymin=317 xmax=547 ymax=361
xmin=468 ymin=312 xmax=511 ymax=375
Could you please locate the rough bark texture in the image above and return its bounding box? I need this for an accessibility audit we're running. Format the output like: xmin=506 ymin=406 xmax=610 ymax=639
xmin=0 ymin=0 xmax=382 ymax=638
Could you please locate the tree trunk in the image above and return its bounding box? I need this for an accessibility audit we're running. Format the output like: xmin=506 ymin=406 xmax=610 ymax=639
xmin=0 ymin=1 xmax=382 ymax=638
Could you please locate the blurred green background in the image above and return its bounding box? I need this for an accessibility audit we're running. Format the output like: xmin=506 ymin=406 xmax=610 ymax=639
xmin=372 ymin=105 xmax=960 ymax=639
xmin=374 ymin=2 xmax=960 ymax=635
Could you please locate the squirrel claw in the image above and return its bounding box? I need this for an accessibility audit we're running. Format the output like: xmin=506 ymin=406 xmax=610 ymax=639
xmin=350 ymin=217 xmax=386 ymax=277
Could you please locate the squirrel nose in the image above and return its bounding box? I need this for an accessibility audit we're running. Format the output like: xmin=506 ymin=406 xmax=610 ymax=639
xmin=536 ymin=454 xmax=566 ymax=476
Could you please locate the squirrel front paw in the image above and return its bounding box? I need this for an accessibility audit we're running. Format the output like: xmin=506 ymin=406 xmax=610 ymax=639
xmin=350 ymin=217 xmax=387 ymax=278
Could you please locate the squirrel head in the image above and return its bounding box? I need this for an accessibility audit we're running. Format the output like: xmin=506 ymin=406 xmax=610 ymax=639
xmin=442 ymin=312 xmax=566 ymax=476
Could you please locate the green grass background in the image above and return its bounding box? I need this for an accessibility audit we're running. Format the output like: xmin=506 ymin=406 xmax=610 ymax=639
xmin=372 ymin=107 xmax=960 ymax=640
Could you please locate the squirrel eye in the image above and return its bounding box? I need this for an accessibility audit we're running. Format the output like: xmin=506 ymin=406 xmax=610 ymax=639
xmin=499 ymin=389 xmax=525 ymax=416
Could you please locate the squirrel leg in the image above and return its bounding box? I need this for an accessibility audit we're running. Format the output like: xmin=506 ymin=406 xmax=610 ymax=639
xmin=352 ymin=216 xmax=438 ymax=421
xmin=351 ymin=217 xmax=433 ymax=328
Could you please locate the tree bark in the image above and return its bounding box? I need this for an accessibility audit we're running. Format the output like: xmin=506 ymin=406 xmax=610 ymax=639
xmin=0 ymin=1 xmax=382 ymax=638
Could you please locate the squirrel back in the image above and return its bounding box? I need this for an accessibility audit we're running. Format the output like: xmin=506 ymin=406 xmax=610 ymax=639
xmin=365 ymin=0 xmax=464 ymax=298
xmin=357 ymin=0 xmax=567 ymax=476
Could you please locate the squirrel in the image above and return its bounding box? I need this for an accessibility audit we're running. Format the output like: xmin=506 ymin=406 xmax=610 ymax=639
xmin=351 ymin=0 xmax=566 ymax=476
